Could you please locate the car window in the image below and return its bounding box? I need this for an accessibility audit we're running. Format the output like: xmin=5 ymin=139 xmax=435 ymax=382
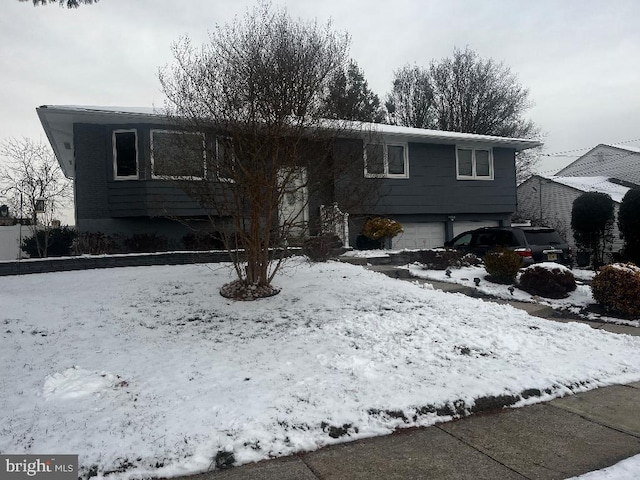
xmin=475 ymin=232 xmax=496 ymax=246
xmin=452 ymin=233 xmax=473 ymax=247
xmin=523 ymin=230 xmax=563 ymax=245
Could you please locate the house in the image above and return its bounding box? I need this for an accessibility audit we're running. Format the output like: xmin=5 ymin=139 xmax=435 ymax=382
xmin=37 ymin=105 xmax=541 ymax=250
xmin=556 ymin=144 xmax=640 ymax=186
xmin=517 ymin=175 xmax=630 ymax=254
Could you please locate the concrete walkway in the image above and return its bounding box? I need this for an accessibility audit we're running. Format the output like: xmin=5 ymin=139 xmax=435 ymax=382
xmin=184 ymin=262 xmax=640 ymax=480
xmin=191 ymin=383 xmax=640 ymax=479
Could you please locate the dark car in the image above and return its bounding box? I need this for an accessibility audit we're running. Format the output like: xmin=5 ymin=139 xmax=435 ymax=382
xmin=444 ymin=226 xmax=573 ymax=266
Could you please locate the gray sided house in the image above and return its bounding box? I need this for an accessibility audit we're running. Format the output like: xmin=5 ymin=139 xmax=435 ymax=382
xmin=517 ymin=175 xmax=630 ymax=255
xmin=37 ymin=105 xmax=540 ymax=250
xmin=557 ymin=144 xmax=640 ymax=186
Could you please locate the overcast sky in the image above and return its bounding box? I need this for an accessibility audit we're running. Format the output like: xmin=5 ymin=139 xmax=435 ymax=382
xmin=2 ymin=0 xmax=640 ymax=179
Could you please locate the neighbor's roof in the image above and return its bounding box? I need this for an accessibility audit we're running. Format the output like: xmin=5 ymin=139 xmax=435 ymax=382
xmin=37 ymin=104 xmax=543 ymax=178
xmin=602 ymin=144 xmax=640 ymax=154
xmin=542 ymin=175 xmax=631 ymax=203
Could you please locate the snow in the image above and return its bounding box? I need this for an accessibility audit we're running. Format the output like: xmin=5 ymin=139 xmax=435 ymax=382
xmin=568 ymin=454 xmax=640 ymax=479
xmin=2 ymin=258 xmax=640 ymax=479
xmin=543 ymin=176 xmax=630 ymax=203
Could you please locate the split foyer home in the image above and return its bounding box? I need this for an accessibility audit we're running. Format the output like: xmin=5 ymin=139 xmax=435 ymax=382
xmin=37 ymin=105 xmax=541 ymax=250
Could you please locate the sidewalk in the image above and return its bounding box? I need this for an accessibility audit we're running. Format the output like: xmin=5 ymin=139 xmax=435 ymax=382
xmin=190 ymin=382 xmax=640 ymax=479
xmin=185 ymin=262 xmax=640 ymax=480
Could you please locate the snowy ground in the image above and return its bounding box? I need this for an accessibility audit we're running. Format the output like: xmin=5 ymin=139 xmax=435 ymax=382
xmin=568 ymin=454 xmax=640 ymax=479
xmin=407 ymin=262 xmax=640 ymax=328
xmin=2 ymin=258 xmax=640 ymax=479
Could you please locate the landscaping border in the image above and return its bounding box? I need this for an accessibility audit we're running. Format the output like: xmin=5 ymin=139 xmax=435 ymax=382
xmin=0 ymin=249 xmax=301 ymax=276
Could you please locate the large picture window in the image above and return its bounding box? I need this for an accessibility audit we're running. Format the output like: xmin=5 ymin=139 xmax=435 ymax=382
xmin=364 ymin=142 xmax=408 ymax=178
xmin=151 ymin=130 xmax=205 ymax=179
xmin=113 ymin=130 xmax=138 ymax=180
xmin=456 ymin=147 xmax=493 ymax=180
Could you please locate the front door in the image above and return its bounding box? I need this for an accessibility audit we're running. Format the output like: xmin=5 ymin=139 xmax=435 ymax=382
xmin=278 ymin=167 xmax=309 ymax=242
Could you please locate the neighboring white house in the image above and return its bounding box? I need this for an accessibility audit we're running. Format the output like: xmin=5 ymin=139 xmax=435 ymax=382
xmin=556 ymin=144 xmax=640 ymax=185
xmin=517 ymin=175 xmax=629 ymax=254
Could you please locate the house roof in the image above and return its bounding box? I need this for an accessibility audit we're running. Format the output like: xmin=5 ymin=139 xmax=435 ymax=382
xmin=537 ymin=175 xmax=631 ymax=203
xmin=37 ymin=104 xmax=543 ymax=178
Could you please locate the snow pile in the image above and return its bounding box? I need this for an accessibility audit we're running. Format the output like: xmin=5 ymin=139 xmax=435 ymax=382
xmin=43 ymin=367 xmax=122 ymax=400
xmin=1 ymin=259 xmax=640 ymax=479
xmin=568 ymin=454 xmax=640 ymax=479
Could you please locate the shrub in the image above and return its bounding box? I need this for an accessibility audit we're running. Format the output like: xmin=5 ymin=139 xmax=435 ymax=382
xmin=72 ymin=232 xmax=117 ymax=255
xmin=361 ymin=217 xmax=403 ymax=241
xmin=591 ymin=263 xmax=640 ymax=317
xmin=519 ymin=264 xmax=576 ymax=299
xmin=21 ymin=226 xmax=77 ymax=258
xmin=302 ymin=234 xmax=343 ymax=262
xmin=571 ymin=192 xmax=614 ymax=269
xmin=418 ymin=249 xmax=481 ymax=270
xmin=483 ymin=247 xmax=523 ymax=284
xmin=122 ymin=233 xmax=168 ymax=253
xmin=618 ymin=189 xmax=640 ymax=265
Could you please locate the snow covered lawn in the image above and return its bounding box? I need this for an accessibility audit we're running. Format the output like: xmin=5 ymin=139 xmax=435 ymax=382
xmin=2 ymin=259 xmax=640 ymax=479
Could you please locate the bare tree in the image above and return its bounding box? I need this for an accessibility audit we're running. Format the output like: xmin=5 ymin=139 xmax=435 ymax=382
xmin=0 ymin=138 xmax=73 ymax=257
xmin=18 ymin=0 xmax=97 ymax=7
xmin=429 ymin=47 xmax=537 ymax=138
xmin=159 ymin=3 xmax=377 ymax=299
xmin=387 ymin=48 xmax=540 ymax=178
xmin=385 ymin=65 xmax=435 ymax=128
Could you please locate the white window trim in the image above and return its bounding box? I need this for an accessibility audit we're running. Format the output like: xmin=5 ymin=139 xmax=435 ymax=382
xmin=112 ymin=129 xmax=139 ymax=180
xmin=150 ymin=129 xmax=206 ymax=180
xmin=456 ymin=146 xmax=494 ymax=180
xmin=364 ymin=142 xmax=409 ymax=179
xmin=215 ymin=136 xmax=236 ymax=183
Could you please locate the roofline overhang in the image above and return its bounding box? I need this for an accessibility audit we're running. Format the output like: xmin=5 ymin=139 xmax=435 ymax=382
xmin=37 ymin=105 xmax=543 ymax=179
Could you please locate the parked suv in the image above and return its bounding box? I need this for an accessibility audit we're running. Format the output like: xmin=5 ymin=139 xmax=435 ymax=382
xmin=444 ymin=226 xmax=573 ymax=266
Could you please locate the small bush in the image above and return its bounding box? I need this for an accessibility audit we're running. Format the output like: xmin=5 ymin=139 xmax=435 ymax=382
xmin=418 ymin=249 xmax=481 ymax=270
xmin=21 ymin=226 xmax=77 ymax=258
xmin=591 ymin=263 xmax=640 ymax=317
xmin=483 ymin=247 xmax=523 ymax=284
xmin=519 ymin=264 xmax=577 ymax=299
xmin=73 ymin=232 xmax=117 ymax=255
xmin=122 ymin=233 xmax=168 ymax=253
xmin=302 ymin=234 xmax=343 ymax=262
xmin=361 ymin=217 xmax=403 ymax=241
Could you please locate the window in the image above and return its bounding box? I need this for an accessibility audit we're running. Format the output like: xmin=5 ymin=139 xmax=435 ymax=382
xmin=364 ymin=142 xmax=408 ymax=178
xmin=113 ymin=130 xmax=138 ymax=179
xmin=151 ymin=130 xmax=205 ymax=179
xmin=456 ymin=147 xmax=493 ymax=180
xmin=216 ymin=137 xmax=235 ymax=182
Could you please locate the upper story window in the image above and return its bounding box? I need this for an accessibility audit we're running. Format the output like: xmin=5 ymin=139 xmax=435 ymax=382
xmin=364 ymin=142 xmax=408 ymax=178
xmin=113 ymin=130 xmax=138 ymax=180
xmin=456 ymin=146 xmax=494 ymax=180
xmin=216 ymin=136 xmax=235 ymax=182
xmin=151 ymin=130 xmax=206 ymax=179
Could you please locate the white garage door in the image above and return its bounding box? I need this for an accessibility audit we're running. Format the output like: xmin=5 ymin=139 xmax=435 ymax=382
xmin=452 ymin=220 xmax=499 ymax=237
xmin=392 ymin=222 xmax=446 ymax=250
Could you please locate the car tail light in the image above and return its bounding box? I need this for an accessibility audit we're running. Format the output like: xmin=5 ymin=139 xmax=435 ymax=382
xmin=514 ymin=248 xmax=532 ymax=258
xmin=568 ymin=246 xmax=573 ymax=258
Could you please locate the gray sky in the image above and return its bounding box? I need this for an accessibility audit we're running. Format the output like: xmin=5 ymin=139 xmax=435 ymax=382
xmin=2 ymin=0 xmax=640 ymax=180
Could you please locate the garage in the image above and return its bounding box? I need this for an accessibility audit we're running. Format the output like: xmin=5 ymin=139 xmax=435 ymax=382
xmin=392 ymin=222 xmax=446 ymax=250
xmin=452 ymin=220 xmax=499 ymax=237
